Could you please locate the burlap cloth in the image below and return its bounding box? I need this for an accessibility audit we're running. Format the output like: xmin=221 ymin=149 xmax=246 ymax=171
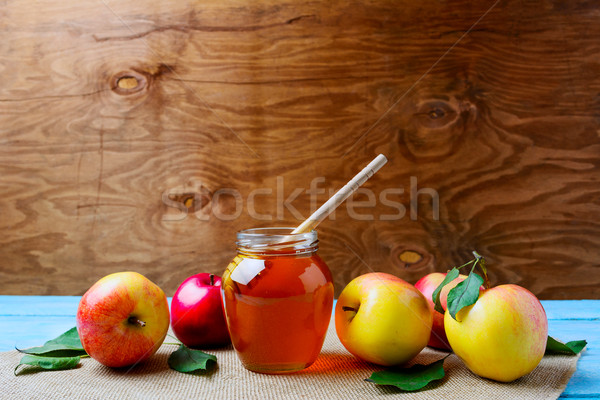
xmin=1 ymin=320 xmax=581 ymax=400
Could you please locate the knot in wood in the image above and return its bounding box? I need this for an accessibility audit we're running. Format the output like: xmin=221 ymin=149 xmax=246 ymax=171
xmin=390 ymin=246 xmax=431 ymax=270
xmin=111 ymin=71 xmax=147 ymax=95
xmin=414 ymin=100 xmax=458 ymax=129
xmin=398 ymin=97 xmax=471 ymax=161
xmin=167 ymin=191 xmax=211 ymax=212
xmin=398 ymin=250 xmax=423 ymax=265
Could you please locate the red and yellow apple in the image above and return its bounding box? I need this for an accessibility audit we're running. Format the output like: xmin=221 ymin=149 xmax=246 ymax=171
xmin=444 ymin=284 xmax=548 ymax=382
xmin=170 ymin=273 xmax=230 ymax=348
xmin=414 ymin=272 xmax=467 ymax=350
xmin=335 ymin=272 xmax=432 ymax=366
xmin=76 ymin=271 xmax=170 ymax=368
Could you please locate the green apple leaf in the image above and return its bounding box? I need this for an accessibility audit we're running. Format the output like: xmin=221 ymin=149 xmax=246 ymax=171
xmin=447 ymin=272 xmax=484 ymax=321
xmin=366 ymin=357 xmax=446 ymax=391
xmin=168 ymin=344 xmax=217 ymax=373
xmin=14 ymin=354 xmax=80 ymax=375
xmin=545 ymin=336 xmax=587 ymax=355
xmin=17 ymin=327 xmax=87 ymax=357
xmin=432 ymin=268 xmax=460 ymax=313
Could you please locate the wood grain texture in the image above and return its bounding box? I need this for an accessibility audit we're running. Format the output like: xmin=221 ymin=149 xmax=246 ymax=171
xmin=0 ymin=0 xmax=599 ymax=298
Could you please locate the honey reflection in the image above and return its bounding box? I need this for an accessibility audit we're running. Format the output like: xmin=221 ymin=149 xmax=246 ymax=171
xmin=299 ymin=351 xmax=373 ymax=375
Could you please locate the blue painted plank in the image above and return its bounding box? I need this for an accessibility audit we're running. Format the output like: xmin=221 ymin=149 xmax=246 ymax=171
xmin=0 ymin=316 xmax=77 ymax=351
xmin=560 ymin=397 xmax=600 ymax=399
xmin=549 ymin=320 xmax=599 ymax=397
xmin=542 ymin=300 xmax=599 ymax=321
xmin=0 ymin=295 xmax=173 ymax=316
xmin=2 ymin=298 xmax=596 ymax=319
xmin=1 ymin=298 xmax=596 ymax=318
xmin=0 ymin=295 xmax=80 ymax=316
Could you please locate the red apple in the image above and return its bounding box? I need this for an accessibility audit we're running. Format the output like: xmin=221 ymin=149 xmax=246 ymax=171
xmin=414 ymin=272 xmax=467 ymax=350
xmin=170 ymin=273 xmax=230 ymax=348
xmin=77 ymin=271 xmax=170 ymax=368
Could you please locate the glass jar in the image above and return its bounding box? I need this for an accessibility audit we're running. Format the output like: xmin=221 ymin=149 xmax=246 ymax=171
xmin=221 ymin=227 xmax=334 ymax=374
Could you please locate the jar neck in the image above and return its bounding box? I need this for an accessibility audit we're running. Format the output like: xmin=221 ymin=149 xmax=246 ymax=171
xmin=236 ymin=227 xmax=318 ymax=256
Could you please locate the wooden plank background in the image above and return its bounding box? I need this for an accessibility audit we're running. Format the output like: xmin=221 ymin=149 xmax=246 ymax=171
xmin=1 ymin=0 xmax=599 ymax=298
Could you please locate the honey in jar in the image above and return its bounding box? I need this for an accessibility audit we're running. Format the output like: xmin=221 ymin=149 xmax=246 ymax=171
xmin=221 ymin=227 xmax=334 ymax=374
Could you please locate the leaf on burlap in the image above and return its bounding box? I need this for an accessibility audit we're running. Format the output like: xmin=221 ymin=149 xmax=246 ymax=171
xmin=17 ymin=327 xmax=87 ymax=357
xmin=545 ymin=336 xmax=587 ymax=355
xmin=366 ymin=357 xmax=446 ymax=391
xmin=15 ymin=354 xmax=80 ymax=375
xmin=168 ymin=344 xmax=217 ymax=373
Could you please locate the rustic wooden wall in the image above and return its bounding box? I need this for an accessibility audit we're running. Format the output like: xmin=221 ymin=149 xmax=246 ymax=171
xmin=1 ymin=0 xmax=599 ymax=298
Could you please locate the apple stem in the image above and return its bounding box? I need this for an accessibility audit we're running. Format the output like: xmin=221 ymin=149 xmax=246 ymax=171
xmin=210 ymin=274 xmax=214 ymax=286
xmin=128 ymin=316 xmax=146 ymax=328
xmin=342 ymin=306 xmax=357 ymax=312
xmin=472 ymin=251 xmax=491 ymax=289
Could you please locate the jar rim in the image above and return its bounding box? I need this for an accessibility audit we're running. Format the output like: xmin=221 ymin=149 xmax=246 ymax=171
xmin=237 ymin=226 xmax=313 ymax=235
xmin=236 ymin=227 xmax=318 ymax=255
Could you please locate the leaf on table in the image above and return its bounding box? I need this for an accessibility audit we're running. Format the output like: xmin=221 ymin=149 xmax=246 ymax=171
xmin=366 ymin=357 xmax=447 ymax=391
xmin=447 ymin=272 xmax=484 ymax=321
xmin=17 ymin=327 xmax=87 ymax=357
xmin=168 ymin=344 xmax=217 ymax=373
xmin=432 ymin=268 xmax=460 ymax=313
xmin=545 ymin=336 xmax=587 ymax=355
xmin=15 ymin=354 xmax=80 ymax=375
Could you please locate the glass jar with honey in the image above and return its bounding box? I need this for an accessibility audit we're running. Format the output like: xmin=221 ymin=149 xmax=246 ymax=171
xmin=221 ymin=227 xmax=334 ymax=374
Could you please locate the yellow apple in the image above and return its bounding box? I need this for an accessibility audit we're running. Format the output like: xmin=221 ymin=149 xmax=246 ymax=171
xmin=444 ymin=284 xmax=548 ymax=382
xmin=335 ymin=272 xmax=432 ymax=366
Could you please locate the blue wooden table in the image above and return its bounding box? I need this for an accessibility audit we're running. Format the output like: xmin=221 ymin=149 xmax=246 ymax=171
xmin=0 ymin=296 xmax=597 ymax=399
